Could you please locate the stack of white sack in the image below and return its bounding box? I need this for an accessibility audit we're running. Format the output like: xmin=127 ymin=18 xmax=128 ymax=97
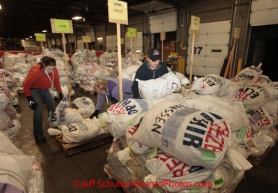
xmin=121 ymin=64 xmax=141 ymax=81
xmin=70 ymin=49 xmax=98 ymax=84
xmin=191 ymin=74 xmax=231 ymax=96
xmin=48 ymin=117 xmax=109 ymax=143
xmin=122 ymin=51 xmax=143 ymax=67
xmin=72 ymin=97 xmax=96 ymax=115
xmin=0 ymin=69 xmax=19 ymax=105
xmin=98 ymin=98 xmax=152 ymax=138
xmin=76 ymin=61 xmax=115 ymax=92
xmin=0 ymin=131 xmax=44 ymax=193
xmin=0 ymin=84 xmax=22 ymax=145
xmin=230 ymin=63 xmax=263 ymax=85
xmin=128 ymin=99 xmax=252 ymax=171
xmin=43 ymin=48 xmax=75 ymax=97
xmin=0 ymin=52 xmax=33 ymax=92
xmin=98 ymin=52 xmax=118 ymax=66
xmin=136 ymin=72 xmax=181 ymax=100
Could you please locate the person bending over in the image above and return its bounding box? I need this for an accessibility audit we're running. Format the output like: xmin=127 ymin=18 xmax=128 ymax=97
xmin=90 ymin=78 xmax=133 ymax=118
xmin=23 ymin=56 xmax=63 ymax=141
xmin=132 ymin=48 xmax=168 ymax=98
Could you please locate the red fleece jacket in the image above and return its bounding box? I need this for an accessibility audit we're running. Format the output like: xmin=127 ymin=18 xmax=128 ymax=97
xmin=23 ymin=64 xmax=62 ymax=96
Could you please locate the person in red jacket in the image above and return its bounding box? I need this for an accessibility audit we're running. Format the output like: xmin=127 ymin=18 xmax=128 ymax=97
xmin=23 ymin=56 xmax=63 ymax=141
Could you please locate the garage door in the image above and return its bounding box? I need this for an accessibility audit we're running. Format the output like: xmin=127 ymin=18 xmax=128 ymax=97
xmin=186 ymin=20 xmax=231 ymax=76
xmin=250 ymin=0 xmax=278 ymax=26
xmin=149 ymin=11 xmax=177 ymax=33
xmin=124 ymin=32 xmax=143 ymax=55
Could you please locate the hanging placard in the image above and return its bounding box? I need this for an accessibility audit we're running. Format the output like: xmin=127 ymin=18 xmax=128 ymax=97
xmin=234 ymin=27 xmax=240 ymax=39
xmin=82 ymin=36 xmax=91 ymax=43
xmin=190 ymin=15 xmax=200 ymax=34
xmin=160 ymin=32 xmax=166 ymax=41
xmin=127 ymin=27 xmax=137 ymax=38
xmin=35 ymin=33 xmax=46 ymax=42
xmin=108 ymin=0 xmax=128 ymax=25
xmin=121 ymin=38 xmax=124 ymax=45
xmin=50 ymin=19 xmax=73 ymax=33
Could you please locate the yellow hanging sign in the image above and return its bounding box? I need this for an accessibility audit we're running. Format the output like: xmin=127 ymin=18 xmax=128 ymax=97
xmin=50 ymin=19 xmax=73 ymax=33
xmin=127 ymin=28 xmax=137 ymax=38
xmin=108 ymin=0 xmax=128 ymax=25
xmin=121 ymin=38 xmax=124 ymax=45
xmin=190 ymin=15 xmax=200 ymax=34
xmin=82 ymin=36 xmax=91 ymax=43
xmin=35 ymin=33 xmax=46 ymax=42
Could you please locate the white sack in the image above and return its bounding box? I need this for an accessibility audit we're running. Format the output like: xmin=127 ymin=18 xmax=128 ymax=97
xmin=0 ymin=152 xmax=34 ymax=193
xmin=101 ymin=99 xmax=150 ymax=138
xmin=61 ymin=117 xmax=101 ymax=143
xmin=180 ymin=95 xmax=249 ymax=132
xmin=72 ymin=97 xmax=96 ymax=115
xmin=247 ymin=107 xmax=273 ymax=132
xmin=191 ymin=74 xmax=230 ymax=96
xmin=144 ymin=152 xmax=215 ymax=192
xmin=133 ymin=99 xmax=239 ymax=170
xmin=48 ymin=108 xmax=83 ymax=127
xmin=0 ymin=110 xmax=10 ymax=130
xmin=136 ymin=72 xmax=181 ymax=100
xmin=232 ymin=83 xmax=278 ymax=110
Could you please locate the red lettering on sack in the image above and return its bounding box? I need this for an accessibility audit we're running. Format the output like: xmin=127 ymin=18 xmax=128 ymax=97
xmin=235 ymin=91 xmax=249 ymax=102
xmin=203 ymin=122 xmax=229 ymax=152
xmin=108 ymin=104 xmax=126 ymax=115
xmin=128 ymin=125 xmax=139 ymax=135
xmin=257 ymin=116 xmax=271 ymax=127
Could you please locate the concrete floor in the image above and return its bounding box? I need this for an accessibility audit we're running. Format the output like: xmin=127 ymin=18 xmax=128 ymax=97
xmin=17 ymin=86 xmax=278 ymax=193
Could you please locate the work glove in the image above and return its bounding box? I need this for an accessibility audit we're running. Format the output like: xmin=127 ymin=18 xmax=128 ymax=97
xmin=90 ymin=110 xmax=100 ymax=119
xmin=59 ymin=93 xmax=64 ymax=100
xmin=27 ymin=96 xmax=37 ymax=111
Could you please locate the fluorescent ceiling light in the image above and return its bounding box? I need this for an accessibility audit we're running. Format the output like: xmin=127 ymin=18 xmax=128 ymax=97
xmin=42 ymin=30 xmax=47 ymax=33
xmin=97 ymin=37 xmax=103 ymax=40
xmin=72 ymin=16 xmax=82 ymax=20
xmin=136 ymin=50 xmax=141 ymax=53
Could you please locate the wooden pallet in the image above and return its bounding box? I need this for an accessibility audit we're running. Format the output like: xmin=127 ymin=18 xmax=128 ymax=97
xmin=104 ymin=164 xmax=136 ymax=193
xmin=78 ymin=87 xmax=95 ymax=95
xmin=247 ymin=143 xmax=275 ymax=166
xmin=57 ymin=134 xmax=113 ymax=156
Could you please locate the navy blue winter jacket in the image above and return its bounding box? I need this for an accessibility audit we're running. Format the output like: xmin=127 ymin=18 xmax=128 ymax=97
xmin=132 ymin=61 xmax=169 ymax=98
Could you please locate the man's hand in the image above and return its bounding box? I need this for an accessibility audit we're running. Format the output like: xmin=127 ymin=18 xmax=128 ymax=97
xmin=90 ymin=110 xmax=100 ymax=119
xmin=27 ymin=96 xmax=37 ymax=110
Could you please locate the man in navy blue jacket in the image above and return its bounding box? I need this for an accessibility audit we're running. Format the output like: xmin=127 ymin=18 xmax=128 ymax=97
xmin=132 ymin=48 xmax=169 ymax=98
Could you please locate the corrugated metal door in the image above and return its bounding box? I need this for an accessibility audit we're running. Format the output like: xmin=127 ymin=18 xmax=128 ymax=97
xmin=124 ymin=32 xmax=143 ymax=55
xmin=186 ymin=20 xmax=231 ymax=76
xmin=106 ymin=35 xmax=117 ymax=52
xmin=250 ymin=0 xmax=278 ymax=26
xmin=149 ymin=11 xmax=177 ymax=33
